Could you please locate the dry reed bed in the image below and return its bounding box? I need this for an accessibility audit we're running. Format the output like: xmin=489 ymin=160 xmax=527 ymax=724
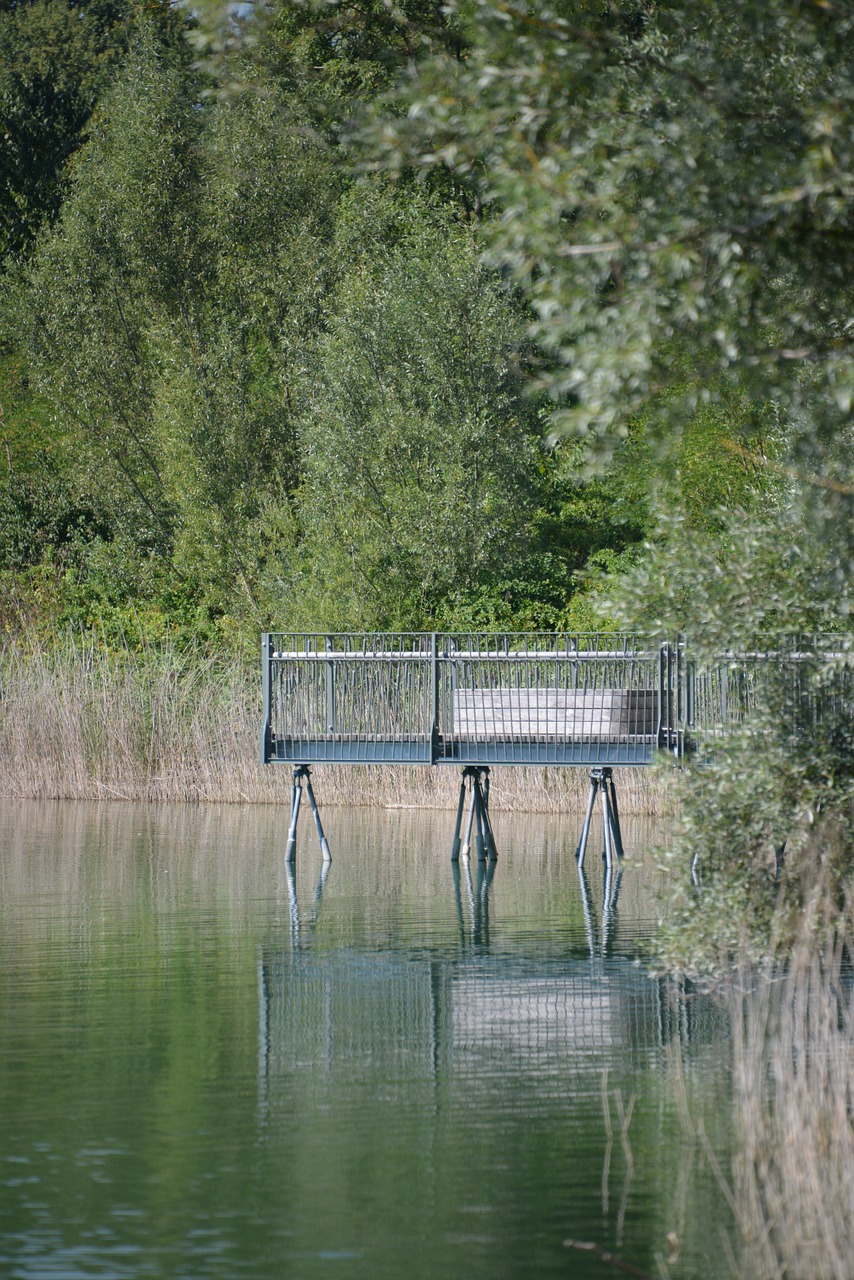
xmin=725 ymin=880 xmax=854 ymax=1280
xmin=0 ymin=638 xmax=669 ymax=812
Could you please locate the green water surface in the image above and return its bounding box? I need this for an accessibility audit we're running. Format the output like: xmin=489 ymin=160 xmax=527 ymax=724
xmin=0 ymin=801 xmax=733 ymax=1279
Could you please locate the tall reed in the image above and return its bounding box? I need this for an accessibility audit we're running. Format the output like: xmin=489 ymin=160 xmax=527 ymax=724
xmin=0 ymin=633 xmax=669 ymax=812
xmin=728 ymin=856 xmax=854 ymax=1280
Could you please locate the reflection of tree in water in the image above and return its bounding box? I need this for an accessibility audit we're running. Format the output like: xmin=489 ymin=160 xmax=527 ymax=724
xmin=260 ymin=860 xmax=724 ymax=1105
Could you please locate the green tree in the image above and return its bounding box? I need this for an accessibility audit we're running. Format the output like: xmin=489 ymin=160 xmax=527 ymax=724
xmin=11 ymin=32 xmax=344 ymax=631
xmin=369 ymin=2 xmax=854 ymax=454
xmin=287 ymin=201 xmax=542 ymax=629
xmin=0 ymin=0 xmax=186 ymax=259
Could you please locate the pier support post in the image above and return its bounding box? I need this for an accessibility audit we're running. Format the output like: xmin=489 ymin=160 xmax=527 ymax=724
xmin=451 ymin=774 xmax=467 ymax=862
xmin=576 ymin=767 xmax=624 ymax=871
xmin=452 ymin=766 xmax=497 ymax=863
xmin=285 ymin=765 xmax=331 ymax=864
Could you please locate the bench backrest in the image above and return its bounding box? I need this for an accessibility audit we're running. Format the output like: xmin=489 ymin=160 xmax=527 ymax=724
xmin=451 ymin=688 xmax=659 ymax=740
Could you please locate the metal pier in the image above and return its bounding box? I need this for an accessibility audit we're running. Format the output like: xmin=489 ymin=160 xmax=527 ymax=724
xmin=260 ymin=631 xmax=852 ymax=864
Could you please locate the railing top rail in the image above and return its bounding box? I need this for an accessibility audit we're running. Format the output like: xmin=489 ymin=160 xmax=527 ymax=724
xmin=269 ymin=648 xmax=663 ymax=661
xmin=710 ymin=649 xmax=851 ymax=662
xmin=266 ymin=631 xmax=665 ymax=656
xmin=265 ymin=631 xmax=657 ymax=639
xmin=264 ymin=632 xmax=852 ymax=660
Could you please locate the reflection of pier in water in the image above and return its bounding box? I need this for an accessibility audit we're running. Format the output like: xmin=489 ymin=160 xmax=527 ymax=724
xmin=259 ymin=862 xmax=722 ymax=1101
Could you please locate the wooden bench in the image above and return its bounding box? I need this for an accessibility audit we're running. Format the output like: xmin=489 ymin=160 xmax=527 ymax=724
xmin=451 ymin=688 xmax=659 ymax=740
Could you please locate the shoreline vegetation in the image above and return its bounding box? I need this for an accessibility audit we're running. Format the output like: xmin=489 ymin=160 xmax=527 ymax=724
xmin=727 ymin=868 xmax=854 ymax=1280
xmin=5 ymin=633 xmax=854 ymax=1280
xmin=0 ymin=635 xmax=670 ymax=812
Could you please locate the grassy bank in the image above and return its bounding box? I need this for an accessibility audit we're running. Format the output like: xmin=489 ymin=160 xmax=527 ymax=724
xmin=0 ymin=635 xmax=670 ymax=812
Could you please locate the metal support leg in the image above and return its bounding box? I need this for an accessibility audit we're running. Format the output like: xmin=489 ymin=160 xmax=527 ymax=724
xmin=576 ymin=773 xmax=599 ymax=867
xmin=577 ymin=767 xmax=625 ymax=869
xmin=285 ymin=768 xmax=303 ymax=863
xmin=600 ymin=778 xmax=613 ymax=872
xmin=460 ymin=775 xmax=477 ymax=861
xmin=303 ymin=770 xmax=331 ymax=862
xmin=452 ymin=767 xmax=498 ymax=863
xmin=478 ymin=768 xmax=498 ymax=861
xmin=607 ymin=771 xmax=624 ymax=860
xmin=451 ymin=771 xmax=467 ymax=862
xmin=473 ymin=776 xmax=487 ymax=863
xmin=286 ymin=766 xmax=331 ymax=864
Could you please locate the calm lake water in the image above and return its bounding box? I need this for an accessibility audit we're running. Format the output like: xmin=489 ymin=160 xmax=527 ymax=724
xmin=0 ymin=801 xmax=733 ymax=1279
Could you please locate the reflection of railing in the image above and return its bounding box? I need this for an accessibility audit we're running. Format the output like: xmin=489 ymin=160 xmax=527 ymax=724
xmin=258 ymin=943 xmax=721 ymax=1089
xmin=258 ymin=858 xmax=725 ymax=1126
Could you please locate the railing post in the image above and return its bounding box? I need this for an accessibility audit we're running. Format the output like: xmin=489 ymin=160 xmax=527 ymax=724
xmin=431 ymin=631 xmax=439 ymax=765
xmin=657 ymin=641 xmax=667 ymax=751
xmin=657 ymin=639 xmax=681 ymax=754
xmin=325 ymin=635 xmax=336 ymax=734
xmin=685 ymin=638 xmax=695 ymax=733
xmin=261 ymin=633 xmax=272 ymax=763
xmin=675 ymin=638 xmax=683 ymax=759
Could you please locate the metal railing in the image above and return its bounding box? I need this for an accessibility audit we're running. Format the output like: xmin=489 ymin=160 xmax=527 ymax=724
xmin=262 ymin=631 xmax=853 ymax=769
xmin=261 ymin=633 xmax=681 ymax=767
xmin=688 ymin=635 xmax=853 ymax=743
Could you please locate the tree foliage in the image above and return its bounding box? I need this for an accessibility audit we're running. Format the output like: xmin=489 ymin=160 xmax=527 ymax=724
xmin=369 ymin=2 xmax=854 ymax=449
xmin=291 ymin=204 xmax=541 ymax=628
xmin=0 ymin=0 xmax=186 ymax=258
xmin=357 ymin=0 xmax=854 ymax=949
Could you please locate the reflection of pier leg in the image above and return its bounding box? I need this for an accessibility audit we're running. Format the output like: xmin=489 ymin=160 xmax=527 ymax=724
xmin=463 ymin=855 xmax=476 ymax=924
xmin=304 ymin=770 xmax=331 ymax=862
xmin=286 ymin=855 xmax=331 ymax=946
xmin=314 ymin=857 xmax=331 ymax=904
xmin=578 ymin=863 xmax=597 ymax=957
xmin=452 ymin=863 xmax=467 ymax=943
xmin=285 ymin=768 xmax=303 ymax=863
xmin=602 ymin=866 xmax=621 ymax=953
xmin=451 ymin=772 xmax=467 ymax=862
xmin=473 ymin=860 xmax=495 ymax=946
xmin=286 ymin=862 xmax=300 ymax=946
